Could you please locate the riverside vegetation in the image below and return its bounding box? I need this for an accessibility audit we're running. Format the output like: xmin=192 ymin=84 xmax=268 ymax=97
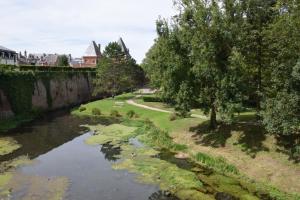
xmin=0 ymin=65 xmax=95 ymax=132
xmin=72 ymin=93 xmax=300 ymax=200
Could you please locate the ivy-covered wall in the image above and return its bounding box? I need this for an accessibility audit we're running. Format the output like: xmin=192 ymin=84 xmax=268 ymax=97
xmin=0 ymin=65 xmax=96 ymax=119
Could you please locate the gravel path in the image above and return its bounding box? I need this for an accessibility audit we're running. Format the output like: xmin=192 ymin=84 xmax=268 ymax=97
xmin=126 ymin=99 xmax=208 ymax=120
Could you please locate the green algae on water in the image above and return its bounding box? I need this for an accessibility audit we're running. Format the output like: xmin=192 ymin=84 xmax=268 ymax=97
xmin=0 ymin=137 xmax=21 ymax=156
xmin=0 ymin=156 xmax=69 ymax=200
xmin=85 ymin=124 xmax=138 ymax=146
xmin=84 ymin=124 xmax=204 ymax=198
xmin=113 ymin=144 xmax=203 ymax=196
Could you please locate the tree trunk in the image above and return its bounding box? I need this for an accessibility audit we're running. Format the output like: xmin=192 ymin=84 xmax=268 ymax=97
xmin=210 ymin=104 xmax=217 ymax=129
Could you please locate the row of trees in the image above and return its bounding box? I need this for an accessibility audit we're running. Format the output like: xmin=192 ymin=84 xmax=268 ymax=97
xmin=142 ymin=0 xmax=300 ymax=142
xmin=94 ymin=42 xmax=145 ymax=97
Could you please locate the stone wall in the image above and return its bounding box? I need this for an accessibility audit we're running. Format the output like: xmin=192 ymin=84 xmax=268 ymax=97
xmin=0 ymin=90 xmax=14 ymax=119
xmin=0 ymin=73 xmax=95 ymax=120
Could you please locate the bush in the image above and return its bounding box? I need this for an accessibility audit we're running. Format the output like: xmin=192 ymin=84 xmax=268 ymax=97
xmin=169 ymin=113 xmax=178 ymax=121
xmin=110 ymin=110 xmax=121 ymax=118
xmin=79 ymin=106 xmax=87 ymax=112
xmin=92 ymin=108 xmax=101 ymax=116
xmin=127 ymin=110 xmax=138 ymax=119
xmin=143 ymin=96 xmax=162 ymax=102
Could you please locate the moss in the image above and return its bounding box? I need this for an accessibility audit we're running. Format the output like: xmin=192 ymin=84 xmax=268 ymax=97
xmin=0 ymin=137 xmax=21 ymax=156
xmin=0 ymin=156 xmax=69 ymax=200
xmin=0 ymin=172 xmax=13 ymax=196
xmin=0 ymin=70 xmax=35 ymax=114
xmin=84 ymin=124 xmax=203 ymax=197
xmin=197 ymin=174 xmax=260 ymax=200
xmin=113 ymin=144 xmax=203 ymax=194
xmin=85 ymin=124 xmax=138 ymax=145
xmin=0 ymin=156 xmax=33 ymax=172
xmin=176 ymin=189 xmax=214 ymax=200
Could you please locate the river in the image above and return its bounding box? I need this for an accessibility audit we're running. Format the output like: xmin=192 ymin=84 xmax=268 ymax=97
xmin=0 ymin=111 xmax=176 ymax=200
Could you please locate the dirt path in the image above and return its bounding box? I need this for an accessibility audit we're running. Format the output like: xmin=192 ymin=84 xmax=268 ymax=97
xmin=126 ymin=99 xmax=208 ymax=120
xmin=126 ymin=99 xmax=172 ymax=113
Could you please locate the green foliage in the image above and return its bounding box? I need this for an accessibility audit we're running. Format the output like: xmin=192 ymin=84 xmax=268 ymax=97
xmin=169 ymin=113 xmax=177 ymax=121
xmin=126 ymin=110 xmax=137 ymax=119
xmin=92 ymin=108 xmax=101 ymax=116
xmin=56 ymin=55 xmax=70 ymax=67
xmin=175 ymin=82 xmax=192 ymax=117
xmin=103 ymin=42 xmax=126 ymax=60
xmin=18 ymin=65 xmax=95 ymax=72
xmin=110 ymin=110 xmax=121 ymax=118
xmin=261 ymin=91 xmax=300 ymax=136
xmin=142 ymin=96 xmax=162 ymax=102
xmin=94 ymin=43 xmax=144 ymax=96
xmin=136 ymin=124 xmax=187 ymax=152
xmin=194 ymin=152 xmax=239 ymax=175
xmin=79 ymin=106 xmax=87 ymax=112
xmin=142 ymin=0 xmax=300 ymax=141
xmin=0 ymin=70 xmax=35 ymax=114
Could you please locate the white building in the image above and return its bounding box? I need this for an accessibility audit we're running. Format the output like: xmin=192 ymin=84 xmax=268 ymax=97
xmin=0 ymin=45 xmax=17 ymax=65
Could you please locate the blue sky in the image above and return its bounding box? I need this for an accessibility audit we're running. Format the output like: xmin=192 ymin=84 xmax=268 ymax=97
xmin=0 ymin=0 xmax=175 ymax=63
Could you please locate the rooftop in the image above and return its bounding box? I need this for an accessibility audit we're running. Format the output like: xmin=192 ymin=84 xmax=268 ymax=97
xmin=84 ymin=41 xmax=101 ymax=57
xmin=0 ymin=45 xmax=16 ymax=53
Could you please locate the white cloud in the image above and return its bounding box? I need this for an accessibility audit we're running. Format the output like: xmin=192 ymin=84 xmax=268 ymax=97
xmin=0 ymin=0 xmax=175 ymax=63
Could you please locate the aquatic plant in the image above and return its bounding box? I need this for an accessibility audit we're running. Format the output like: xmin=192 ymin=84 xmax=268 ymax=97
xmin=85 ymin=124 xmax=138 ymax=146
xmin=0 ymin=137 xmax=21 ymax=156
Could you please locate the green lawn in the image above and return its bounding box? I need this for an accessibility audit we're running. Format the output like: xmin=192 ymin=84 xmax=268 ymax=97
xmin=72 ymin=93 xmax=203 ymax=133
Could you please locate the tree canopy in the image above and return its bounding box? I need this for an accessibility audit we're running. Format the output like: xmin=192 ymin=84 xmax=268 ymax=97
xmin=142 ymin=0 xmax=300 ymax=137
xmin=94 ymin=42 xmax=144 ymax=97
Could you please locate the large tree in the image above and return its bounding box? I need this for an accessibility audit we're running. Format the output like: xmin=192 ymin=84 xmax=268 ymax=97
xmin=261 ymin=0 xmax=300 ymax=139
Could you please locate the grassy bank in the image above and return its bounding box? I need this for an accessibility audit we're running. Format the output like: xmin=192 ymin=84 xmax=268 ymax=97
xmin=72 ymin=93 xmax=300 ymax=200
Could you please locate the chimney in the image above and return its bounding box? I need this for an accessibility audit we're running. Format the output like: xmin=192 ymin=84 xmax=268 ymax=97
xmin=98 ymin=44 xmax=101 ymax=52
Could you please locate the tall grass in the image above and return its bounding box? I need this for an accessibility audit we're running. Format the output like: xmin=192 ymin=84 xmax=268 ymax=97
xmin=194 ymin=152 xmax=239 ymax=175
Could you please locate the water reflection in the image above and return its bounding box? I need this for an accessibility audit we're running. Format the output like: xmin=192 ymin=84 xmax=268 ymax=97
xmin=100 ymin=142 xmax=122 ymax=162
xmin=0 ymin=110 xmax=119 ymax=162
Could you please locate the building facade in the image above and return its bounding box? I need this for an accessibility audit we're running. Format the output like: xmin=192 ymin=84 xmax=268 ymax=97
xmin=0 ymin=45 xmax=17 ymax=65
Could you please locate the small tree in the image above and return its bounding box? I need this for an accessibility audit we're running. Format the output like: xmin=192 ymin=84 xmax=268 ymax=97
xmin=57 ymin=55 xmax=69 ymax=67
xmin=93 ymin=42 xmax=144 ymax=97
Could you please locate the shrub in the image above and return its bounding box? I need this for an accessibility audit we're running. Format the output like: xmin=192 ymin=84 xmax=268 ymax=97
xmin=92 ymin=108 xmax=101 ymax=116
xmin=127 ymin=110 xmax=138 ymax=119
xmin=79 ymin=106 xmax=87 ymax=112
xmin=110 ymin=110 xmax=121 ymax=118
xmin=143 ymin=96 xmax=162 ymax=102
xmin=169 ymin=113 xmax=178 ymax=121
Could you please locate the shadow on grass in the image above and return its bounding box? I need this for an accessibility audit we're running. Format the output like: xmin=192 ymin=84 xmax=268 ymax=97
xmin=190 ymin=121 xmax=231 ymax=148
xmin=276 ymin=134 xmax=300 ymax=163
xmin=189 ymin=120 xmax=269 ymax=158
